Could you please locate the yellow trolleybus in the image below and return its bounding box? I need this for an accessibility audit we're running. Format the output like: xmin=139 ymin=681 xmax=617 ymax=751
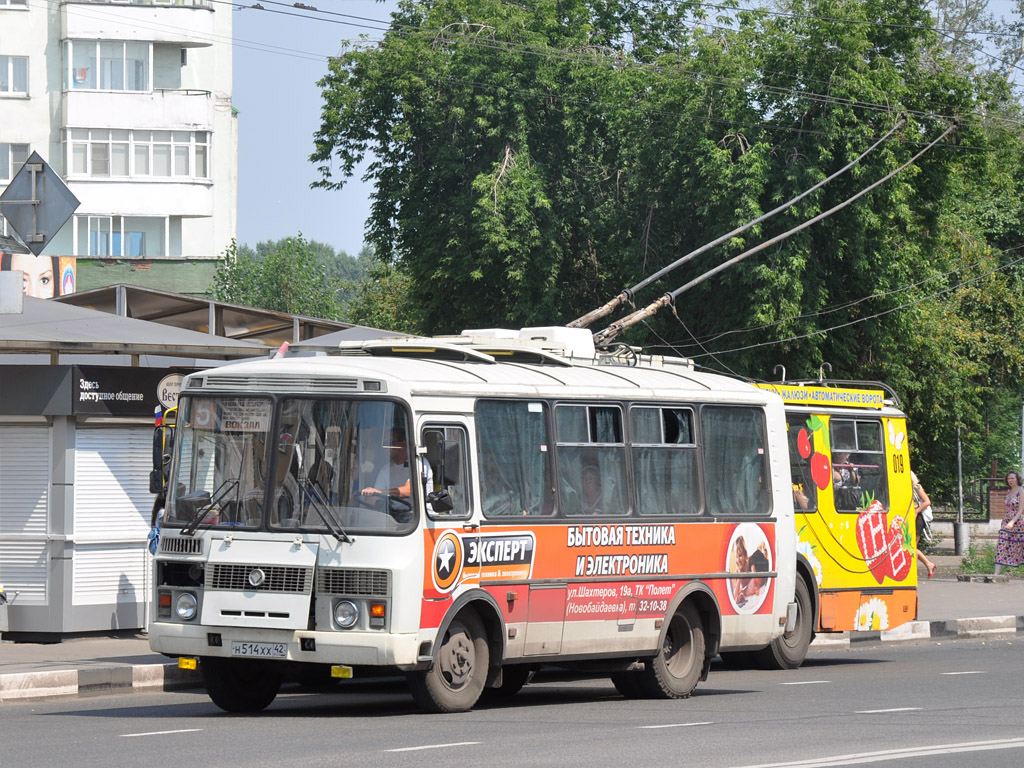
xmin=744 ymin=380 xmax=918 ymax=669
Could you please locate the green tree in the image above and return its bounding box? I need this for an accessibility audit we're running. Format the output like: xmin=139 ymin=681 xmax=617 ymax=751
xmin=213 ymin=235 xmax=345 ymax=319
xmin=311 ymin=0 xmax=1024 ymax=492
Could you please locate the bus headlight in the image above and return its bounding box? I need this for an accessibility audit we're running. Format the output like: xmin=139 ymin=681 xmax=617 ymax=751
xmin=334 ymin=600 xmax=359 ymax=629
xmin=175 ymin=592 xmax=198 ymax=621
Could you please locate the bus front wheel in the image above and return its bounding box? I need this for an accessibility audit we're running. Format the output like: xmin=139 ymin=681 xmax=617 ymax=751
xmin=637 ymin=604 xmax=705 ymax=698
xmin=201 ymin=656 xmax=281 ymax=713
xmin=408 ymin=610 xmax=490 ymax=713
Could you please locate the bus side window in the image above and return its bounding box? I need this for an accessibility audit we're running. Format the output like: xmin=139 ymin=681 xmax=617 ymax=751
xmin=701 ymin=406 xmax=770 ymax=516
xmin=555 ymin=404 xmax=628 ymax=517
xmin=787 ymin=417 xmax=817 ymax=512
xmin=830 ymin=419 xmax=888 ymax=512
xmin=631 ymin=406 xmax=700 ymax=516
xmin=476 ymin=400 xmax=554 ymax=518
xmin=423 ymin=425 xmax=470 ymax=518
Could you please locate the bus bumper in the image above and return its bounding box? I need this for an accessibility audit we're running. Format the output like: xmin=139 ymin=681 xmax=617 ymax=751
xmin=148 ymin=621 xmax=421 ymax=667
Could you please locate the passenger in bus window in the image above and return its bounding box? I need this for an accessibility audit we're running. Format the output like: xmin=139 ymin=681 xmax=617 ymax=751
xmin=833 ymin=452 xmax=859 ymax=486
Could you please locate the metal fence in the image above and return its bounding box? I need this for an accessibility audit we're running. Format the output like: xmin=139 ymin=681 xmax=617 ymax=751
xmin=932 ymin=477 xmax=1005 ymax=523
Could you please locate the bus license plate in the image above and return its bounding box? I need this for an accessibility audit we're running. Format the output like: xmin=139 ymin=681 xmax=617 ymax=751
xmin=231 ymin=641 xmax=287 ymax=658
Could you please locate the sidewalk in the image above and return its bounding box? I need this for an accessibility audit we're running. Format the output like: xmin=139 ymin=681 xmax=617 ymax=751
xmin=2 ymin=573 xmax=1023 ymax=702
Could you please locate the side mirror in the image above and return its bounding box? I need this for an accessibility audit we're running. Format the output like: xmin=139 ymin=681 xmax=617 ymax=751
xmin=427 ymin=489 xmax=454 ymax=513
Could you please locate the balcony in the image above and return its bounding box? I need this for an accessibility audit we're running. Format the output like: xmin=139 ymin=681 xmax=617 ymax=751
xmin=62 ymin=1 xmax=215 ymax=48
xmin=64 ymin=89 xmax=213 ymax=130
xmin=67 ymin=177 xmax=214 ymax=218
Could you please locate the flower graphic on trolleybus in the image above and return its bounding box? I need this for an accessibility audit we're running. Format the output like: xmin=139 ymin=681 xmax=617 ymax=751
xmin=854 ymin=597 xmax=889 ymax=631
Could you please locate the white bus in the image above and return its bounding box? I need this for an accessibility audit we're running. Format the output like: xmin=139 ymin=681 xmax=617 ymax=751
xmin=148 ymin=327 xmax=796 ymax=713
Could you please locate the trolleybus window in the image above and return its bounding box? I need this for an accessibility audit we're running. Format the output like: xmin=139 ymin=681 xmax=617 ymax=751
xmin=701 ymin=406 xmax=770 ymax=516
xmin=786 ymin=416 xmax=818 ymax=512
xmin=555 ymin=404 xmax=627 ymax=516
xmin=477 ymin=400 xmax=554 ymax=518
xmin=631 ymin=406 xmax=700 ymax=516
xmin=830 ymin=418 xmax=888 ymax=512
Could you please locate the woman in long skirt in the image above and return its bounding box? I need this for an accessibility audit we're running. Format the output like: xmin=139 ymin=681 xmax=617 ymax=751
xmin=995 ymin=471 xmax=1024 ymax=575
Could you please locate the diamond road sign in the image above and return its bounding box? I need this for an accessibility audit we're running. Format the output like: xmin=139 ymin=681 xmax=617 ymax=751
xmin=0 ymin=152 xmax=80 ymax=256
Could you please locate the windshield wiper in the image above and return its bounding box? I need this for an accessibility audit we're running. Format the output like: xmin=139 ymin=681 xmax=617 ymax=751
xmin=180 ymin=478 xmax=239 ymax=536
xmin=299 ymin=481 xmax=353 ymax=543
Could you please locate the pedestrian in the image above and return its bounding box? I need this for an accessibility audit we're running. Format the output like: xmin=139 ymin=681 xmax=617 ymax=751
xmin=994 ymin=470 xmax=1024 ymax=576
xmin=911 ymin=471 xmax=936 ymax=579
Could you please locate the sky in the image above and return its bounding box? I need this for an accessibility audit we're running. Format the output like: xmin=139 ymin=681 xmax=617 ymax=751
xmin=231 ymin=0 xmax=1022 ymax=260
xmin=233 ymin=0 xmax=397 ymax=258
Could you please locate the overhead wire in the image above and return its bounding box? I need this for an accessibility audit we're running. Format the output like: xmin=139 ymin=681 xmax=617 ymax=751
xmin=592 ymin=121 xmax=958 ymax=346
xmin=681 ymin=247 xmax=1024 ymax=360
xmin=569 ymin=115 xmax=906 ymax=329
xmin=661 ymin=242 xmax=1024 ymax=353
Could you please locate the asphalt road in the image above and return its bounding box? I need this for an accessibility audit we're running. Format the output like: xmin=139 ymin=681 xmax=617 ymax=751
xmin=3 ymin=638 xmax=1023 ymax=768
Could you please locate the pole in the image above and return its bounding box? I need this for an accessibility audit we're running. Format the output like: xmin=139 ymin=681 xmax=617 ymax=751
xmin=955 ymin=424 xmax=969 ymax=555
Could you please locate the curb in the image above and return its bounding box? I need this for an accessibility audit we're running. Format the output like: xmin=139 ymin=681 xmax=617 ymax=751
xmin=0 ymin=662 xmax=202 ymax=702
xmin=810 ymin=615 xmax=1024 ymax=651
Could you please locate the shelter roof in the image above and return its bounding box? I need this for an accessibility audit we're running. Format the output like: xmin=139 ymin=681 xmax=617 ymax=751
xmin=54 ymin=284 xmax=356 ymax=348
xmin=0 ymin=296 xmax=266 ymax=359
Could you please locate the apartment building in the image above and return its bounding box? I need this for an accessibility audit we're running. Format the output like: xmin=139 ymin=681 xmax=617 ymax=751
xmin=1 ymin=0 xmax=236 ymax=294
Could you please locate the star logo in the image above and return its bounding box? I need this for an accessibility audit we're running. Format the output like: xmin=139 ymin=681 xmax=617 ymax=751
xmin=436 ymin=539 xmax=456 ymax=575
xmin=431 ymin=531 xmax=463 ymax=593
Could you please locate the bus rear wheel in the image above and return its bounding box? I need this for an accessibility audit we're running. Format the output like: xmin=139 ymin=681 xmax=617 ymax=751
xmin=408 ymin=610 xmax=489 ymax=713
xmin=757 ymin=575 xmax=814 ymax=670
xmin=637 ymin=604 xmax=705 ymax=698
xmin=201 ymin=656 xmax=282 ymax=713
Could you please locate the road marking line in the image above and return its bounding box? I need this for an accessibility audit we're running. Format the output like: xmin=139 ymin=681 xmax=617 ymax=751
xmin=640 ymin=722 xmax=714 ymax=729
xmin=855 ymin=707 xmax=921 ymax=714
xmin=780 ymin=680 xmax=830 ymax=685
xmin=121 ymin=729 xmax=203 ymax=738
xmin=386 ymin=742 xmax=480 ymax=753
xmin=729 ymin=737 xmax=1024 ymax=767
xmin=941 ymin=670 xmax=984 ymax=675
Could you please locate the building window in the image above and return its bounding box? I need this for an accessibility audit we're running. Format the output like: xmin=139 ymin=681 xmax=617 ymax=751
xmin=0 ymin=55 xmax=28 ymax=95
xmin=0 ymin=0 xmax=29 ymax=6
xmin=75 ymin=215 xmax=165 ymax=258
xmin=66 ymin=129 xmax=210 ymax=180
xmin=1 ymin=142 xmax=29 ymax=181
xmin=64 ymin=41 xmax=150 ymax=92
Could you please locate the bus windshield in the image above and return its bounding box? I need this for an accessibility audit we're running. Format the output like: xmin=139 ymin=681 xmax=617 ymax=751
xmin=166 ymin=395 xmax=417 ymax=535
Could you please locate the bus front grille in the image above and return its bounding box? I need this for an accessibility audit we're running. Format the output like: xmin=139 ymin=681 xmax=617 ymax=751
xmin=207 ymin=564 xmax=311 ymax=593
xmin=318 ymin=568 xmax=390 ymax=598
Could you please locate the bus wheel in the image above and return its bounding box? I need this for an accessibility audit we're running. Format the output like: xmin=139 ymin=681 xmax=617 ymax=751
xmin=201 ymin=657 xmax=281 ymax=713
xmin=758 ymin=575 xmax=813 ymax=670
xmin=408 ymin=610 xmax=489 ymax=713
xmin=638 ymin=604 xmax=705 ymax=698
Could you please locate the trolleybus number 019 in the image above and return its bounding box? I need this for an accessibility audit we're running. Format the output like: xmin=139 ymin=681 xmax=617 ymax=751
xmin=231 ymin=641 xmax=288 ymax=658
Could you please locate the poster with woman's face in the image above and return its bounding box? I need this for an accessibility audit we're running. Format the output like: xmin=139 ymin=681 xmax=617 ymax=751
xmin=0 ymin=253 xmax=76 ymax=297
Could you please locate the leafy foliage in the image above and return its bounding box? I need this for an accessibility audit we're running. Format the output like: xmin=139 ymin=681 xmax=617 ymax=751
xmin=312 ymin=0 xmax=1024 ymax=497
xmin=212 ymin=235 xmax=347 ymax=319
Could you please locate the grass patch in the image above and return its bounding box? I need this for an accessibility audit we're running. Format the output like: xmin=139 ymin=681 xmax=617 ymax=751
xmin=958 ymin=542 xmax=1024 ymax=576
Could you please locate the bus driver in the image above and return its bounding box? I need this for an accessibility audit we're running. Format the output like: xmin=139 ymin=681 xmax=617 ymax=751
xmin=360 ymin=429 xmax=432 ymax=502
